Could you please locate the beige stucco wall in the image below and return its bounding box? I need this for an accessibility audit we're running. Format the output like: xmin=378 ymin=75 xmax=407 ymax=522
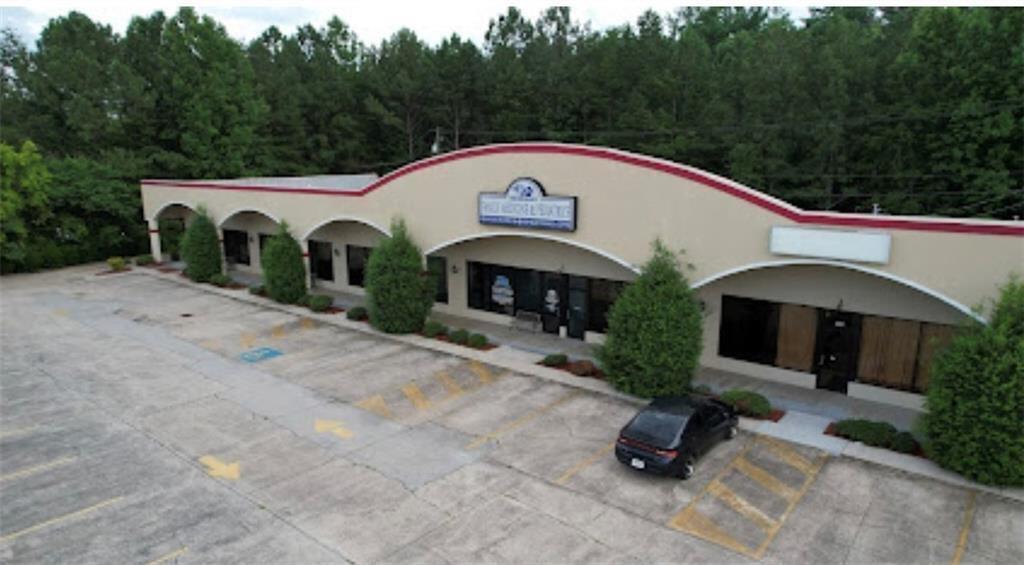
xmin=306 ymin=221 xmax=386 ymax=293
xmin=221 ymin=211 xmax=279 ymax=274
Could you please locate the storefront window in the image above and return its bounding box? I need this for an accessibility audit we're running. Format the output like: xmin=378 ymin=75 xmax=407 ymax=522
xmin=346 ymin=245 xmax=372 ymax=287
xmin=223 ymin=229 xmax=250 ymax=266
xmin=258 ymin=233 xmax=273 ymax=259
xmin=427 ymin=255 xmax=448 ymax=304
xmin=588 ymin=278 xmax=625 ymax=333
xmin=719 ymin=295 xmax=780 ymax=365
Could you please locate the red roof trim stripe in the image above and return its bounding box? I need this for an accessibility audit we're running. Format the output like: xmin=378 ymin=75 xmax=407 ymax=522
xmin=141 ymin=143 xmax=1024 ymax=237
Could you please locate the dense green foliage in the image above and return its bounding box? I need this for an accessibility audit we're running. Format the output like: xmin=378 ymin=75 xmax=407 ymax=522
xmin=924 ymin=278 xmax=1024 ymax=486
xmin=448 ymin=329 xmax=469 ymax=345
xmin=719 ymin=390 xmax=772 ymax=418
xmin=834 ymin=419 xmax=899 ymax=447
xmin=135 ymin=254 xmax=154 ymax=265
xmin=541 ymin=353 xmax=569 ymax=367
xmin=1 ymin=8 xmax=1020 ymax=272
xmin=307 ymin=294 xmax=333 ymax=312
xmin=260 ymin=223 xmax=306 ymax=304
xmin=346 ymin=306 xmax=368 ymax=321
xmin=179 ymin=208 xmax=221 ymax=282
xmin=106 ymin=256 xmax=127 ymax=271
xmin=598 ymin=240 xmax=703 ymax=397
xmin=468 ymin=333 xmax=489 ymax=348
xmin=209 ymin=273 xmax=232 ymax=287
xmin=422 ymin=320 xmax=447 ymax=338
xmin=364 ymin=219 xmax=434 ymax=333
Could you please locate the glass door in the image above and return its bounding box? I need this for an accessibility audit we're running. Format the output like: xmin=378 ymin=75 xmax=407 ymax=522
xmin=541 ymin=272 xmax=564 ymax=334
xmin=567 ymin=275 xmax=588 ymax=340
xmin=308 ymin=240 xmax=334 ymax=284
xmin=815 ymin=310 xmax=862 ymax=393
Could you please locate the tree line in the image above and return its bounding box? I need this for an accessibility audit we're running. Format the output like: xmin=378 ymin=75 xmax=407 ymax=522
xmin=1 ymin=6 xmax=1021 ymax=273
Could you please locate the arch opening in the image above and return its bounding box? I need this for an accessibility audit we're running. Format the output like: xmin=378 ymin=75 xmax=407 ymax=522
xmin=151 ymin=203 xmax=197 ymax=263
xmin=302 ymin=218 xmax=390 ymax=292
xmin=218 ymin=210 xmax=281 ymax=277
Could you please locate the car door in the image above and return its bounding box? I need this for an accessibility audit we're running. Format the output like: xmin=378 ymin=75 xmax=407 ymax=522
xmin=703 ymin=404 xmax=729 ymax=442
xmin=685 ymin=412 xmax=710 ymax=455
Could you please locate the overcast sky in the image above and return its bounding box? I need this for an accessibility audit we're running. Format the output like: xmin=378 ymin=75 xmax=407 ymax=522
xmin=2 ymin=1 xmax=816 ymax=49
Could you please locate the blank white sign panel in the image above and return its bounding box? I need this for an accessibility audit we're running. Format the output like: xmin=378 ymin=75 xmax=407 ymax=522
xmin=770 ymin=226 xmax=892 ymax=264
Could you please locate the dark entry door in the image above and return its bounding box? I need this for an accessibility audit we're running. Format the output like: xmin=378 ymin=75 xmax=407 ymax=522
xmin=567 ymin=276 xmax=588 ymax=340
xmin=308 ymin=240 xmax=333 ymax=283
xmin=541 ymin=273 xmax=563 ymax=334
xmin=815 ymin=310 xmax=862 ymax=393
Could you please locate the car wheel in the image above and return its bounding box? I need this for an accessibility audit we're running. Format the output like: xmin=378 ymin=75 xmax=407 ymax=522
xmin=726 ymin=423 xmax=738 ymax=440
xmin=679 ymin=458 xmax=695 ymax=480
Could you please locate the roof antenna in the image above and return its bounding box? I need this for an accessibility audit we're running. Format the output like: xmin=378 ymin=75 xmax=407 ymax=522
xmin=872 ymin=202 xmax=881 ymax=215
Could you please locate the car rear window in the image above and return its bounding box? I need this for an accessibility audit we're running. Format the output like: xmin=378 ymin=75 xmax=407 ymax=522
xmin=623 ymin=410 xmax=687 ymax=447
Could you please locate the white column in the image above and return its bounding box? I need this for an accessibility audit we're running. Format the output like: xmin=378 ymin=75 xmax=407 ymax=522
xmin=303 ymin=241 xmax=312 ymax=290
xmin=148 ymin=219 xmax=162 ymax=262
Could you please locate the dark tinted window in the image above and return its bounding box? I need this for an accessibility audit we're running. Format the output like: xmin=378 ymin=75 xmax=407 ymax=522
xmin=623 ymin=410 xmax=688 ymax=447
xmin=719 ymin=295 xmax=780 ymax=365
xmin=427 ymin=255 xmax=448 ymax=304
xmin=346 ymin=245 xmax=372 ymax=287
xmin=222 ymin=229 xmax=249 ymax=266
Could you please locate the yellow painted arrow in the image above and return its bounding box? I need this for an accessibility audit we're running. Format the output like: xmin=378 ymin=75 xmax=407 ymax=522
xmin=314 ymin=419 xmax=354 ymax=439
xmin=198 ymin=456 xmax=240 ymax=479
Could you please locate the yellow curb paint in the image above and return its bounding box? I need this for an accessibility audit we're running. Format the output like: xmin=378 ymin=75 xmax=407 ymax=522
xmin=0 ymin=456 xmax=77 ymax=482
xmin=271 ymin=325 xmax=286 ymax=339
xmin=402 ymin=383 xmax=432 ymax=411
xmin=240 ymin=332 xmax=257 ymax=348
xmin=951 ymin=491 xmax=977 ymax=565
xmin=355 ymin=395 xmax=393 ymax=419
xmin=760 ymin=436 xmax=817 ymax=475
xmin=0 ymin=496 xmax=123 ymax=544
xmin=466 ymin=391 xmax=579 ymax=450
xmin=146 ymin=546 xmax=188 ymax=565
xmin=707 ymin=480 xmax=778 ymax=533
xmin=733 ymin=457 xmax=799 ymax=502
xmin=314 ymin=419 xmax=354 ymax=439
xmin=556 ymin=442 xmax=615 ymax=485
xmin=435 ymin=371 xmax=464 ymax=399
xmin=669 ymin=506 xmax=754 ymax=557
xmin=468 ymin=361 xmax=494 ymax=384
xmin=0 ymin=426 xmax=39 ymax=440
xmin=198 ymin=456 xmax=240 ymax=480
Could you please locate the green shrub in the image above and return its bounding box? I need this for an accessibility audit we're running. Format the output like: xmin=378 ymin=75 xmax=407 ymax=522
xmin=180 ymin=207 xmax=222 ymax=282
xmin=347 ymin=306 xmax=368 ymax=321
xmin=423 ymin=320 xmax=447 ymax=338
xmin=719 ymin=389 xmax=772 ymax=418
xmin=597 ymin=240 xmax=703 ymax=397
xmin=924 ymin=277 xmax=1024 ymax=486
xmin=261 ymin=222 xmax=306 ymax=304
xmin=890 ymin=431 xmax=918 ymax=454
xmin=135 ymin=254 xmax=154 ymax=266
xmin=467 ymin=333 xmax=488 ymax=348
xmin=248 ymin=285 xmax=265 ymax=296
xmin=106 ymin=256 xmax=127 ymax=271
xmin=365 ymin=218 xmax=434 ymax=334
xmin=448 ymin=328 xmax=469 ymax=345
xmin=209 ymin=273 xmax=232 ymax=287
xmin=541 ymin=353 xmax=569 ymax=367
xmin=834 ymin=419 xmax=898 ymax=448
xmin=308 ymin=294 xmax=333 ymax=312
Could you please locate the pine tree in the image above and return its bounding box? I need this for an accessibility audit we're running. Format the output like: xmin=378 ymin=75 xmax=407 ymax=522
xmin=180 ymin=206 xmax=221 ymax=282
xmin=261 ymin=222 xmax=307 ymax=304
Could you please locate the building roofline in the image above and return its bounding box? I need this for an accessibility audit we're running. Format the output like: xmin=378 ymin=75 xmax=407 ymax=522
xmin=141 ymin=142 xmax=1024 ymax=237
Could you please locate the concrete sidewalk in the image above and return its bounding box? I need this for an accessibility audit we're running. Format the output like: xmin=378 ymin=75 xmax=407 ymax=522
xmin=143 ymin=265 xmax=1024 ymax=504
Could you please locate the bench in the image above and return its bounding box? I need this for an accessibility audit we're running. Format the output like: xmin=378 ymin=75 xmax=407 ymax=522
xmin=510 ymin=310 xmax=542 ymax=333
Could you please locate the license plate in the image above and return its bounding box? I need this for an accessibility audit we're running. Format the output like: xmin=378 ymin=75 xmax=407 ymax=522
xmin=630 ymin=458 xmax=645 ymax=469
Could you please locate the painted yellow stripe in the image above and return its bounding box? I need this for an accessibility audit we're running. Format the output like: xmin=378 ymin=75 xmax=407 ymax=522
xmin=200 ymin=339 xmax=220 ymax=350
xmin=300 ymin=317 xmax=316 ymax=330
xmin=669 ymin=506 xmax=754 ymax=556
xmin=435 ymin=371 xmax=464 ymax=398
xmin=466 ymin=391 xmax=579 ymax=450
xmin=402 ymin=383 xmax=432 ymax=411
xmin=760 ymin=437 xmax=817 ymax=475
xmin=468 ymin=361 xmax=494 ymax=384
xmin=707 ymin=480 xmax=777 ymax=533
xmin=271 ymin=325 xmax=286 ymax=339
xmin=751 ymin=453 xmax=827 ymax=559
xmin=0 ymin=496 xmax=123 ymax=544
xmin=951 ymin=491 xmax=978 ymax=565
xmin=240 ymin=332 xmax=257 ymax=348
xmin=355 ymin=395 xmax=393 ymax=419
xmin=52 ymin=308 xmax=70 ymax=317
xmin=0 ymin=456 xmax=77 ymax=482
xmin=733 ymin=457 xmax=799 ymax=502
xmin=147 ymin=546 xmax=188 ymax=565
xmin=0 ymin=426 xmax=39 ymax=440
xmin=556 ymin=442 xmax=615 ymax=485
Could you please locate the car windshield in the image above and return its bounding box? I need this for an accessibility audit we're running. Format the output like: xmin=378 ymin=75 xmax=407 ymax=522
xmin=623 ymin=410 xmax=688 ymax=447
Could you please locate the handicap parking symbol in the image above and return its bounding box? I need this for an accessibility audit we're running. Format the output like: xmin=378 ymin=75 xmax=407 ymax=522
xmin=240 ymin=347 xmax=282 ymax=363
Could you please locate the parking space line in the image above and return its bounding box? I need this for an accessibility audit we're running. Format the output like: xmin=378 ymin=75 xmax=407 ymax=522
xmin=951 ymin=490 xmax=977 ymax=565
xmin=0 ymin=426 xmax=39 ymax=440
xmin=435 ymin=371 xmax=464 ymax=398
xmin=355 ymin=395 xmax=393 ymax=419
xmin=0 ymin=496 xmax=123 ymax=544
xmin=466 ymin=390 xmax=580 ymax=450
xmin=146 ymin=546 xmax=188 ymax=565
xmin=556 ymin=442 xmax=615 ymax=485
xmin=760 ymin=437 xmax=817 ymax=475
xmin=300 ymin=317 xmax=316 ymax=330
xmin=733 ymin=457 xmax=799 ymax=502
xmin=271 ymin=325 xmax=286 ymax=339
xmin=401 ymin=383 xmax=431 ymax=411
xmin=0 ymin=456 xmax=77 ymax=482
xmin=468 ymin=361 xmax=495 ymax=384
xmin=707 ymin=480 xmax=777 ymax=533
xmin=240 ymin=332 xmax=257 ymax=348
xmin=672 ymin=505 xmax=754 ymax=555
xmin=751 ymin=453 xmax=827 ymax=559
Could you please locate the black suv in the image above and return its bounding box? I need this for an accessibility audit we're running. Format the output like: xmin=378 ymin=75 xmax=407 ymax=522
xmin=615 ymin=396 xmax=738 ymax=479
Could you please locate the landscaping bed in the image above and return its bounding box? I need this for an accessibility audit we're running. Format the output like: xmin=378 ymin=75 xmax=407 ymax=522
xmin=537 ymin=353 xmax=605 ymax=379
xmin=824 ymin=418 xmax=926 ymax=458
xmin=420 ymin=320 xmax=497 ymax=351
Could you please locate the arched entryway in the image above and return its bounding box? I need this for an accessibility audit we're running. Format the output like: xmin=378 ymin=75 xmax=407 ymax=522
xmin=300 ymin=217 xmax=389 ymax=294
xmin=148 ymin=202 xmax=197 ymax=263
xmin=425 ymin=233 xmax=638 ymax=340
xmin=217 ymin=209 xmax=281 ymax=278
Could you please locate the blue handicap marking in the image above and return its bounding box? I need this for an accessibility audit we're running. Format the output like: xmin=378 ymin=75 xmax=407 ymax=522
xmin=240 ymin=347 xmax=282 ymax=364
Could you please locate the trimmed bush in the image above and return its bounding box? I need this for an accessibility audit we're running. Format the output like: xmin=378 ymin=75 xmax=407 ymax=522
xmin=307 ymin=294 xmax=333 ymax=312
xmin=924 ymin=277 xmax=1024 ymax=486
xmin=347 ymin=306 xmax=368 ymax=321
xmin=541 ymin=353 xmax=568 ymax=367
xmin=467 ymin=333 xmax=488 ymax=348
xmin=834 ymin=419 xmax=898 ymax=448
xmin=891 ymin=431 xmax=918 ymax=454
xmin=261 ymin=222 xmax=306 ymax=304
xmin=448 ymin=328 xmax=469 ymax=345
xmin=180 ymin=207 xmax=222 ymax=282
xmin=597 ymin=240 xmax=703 ymax=397
xmin=364 ymin=218 xmax=434 ymax=334
xmin=135 ymin=254 xmax=154 ymax=266
xmin=106 ymin=256 xmax=127 ymax=271
xmin=423 ymin=320 xmax=447 ymax=338
xmin=719 ymin=389 xmax=772 ymax=418
xmin=249 ymin=284 xmax=265 ymax=296
xmin=209 ymin=273 xmax=232 ymax=287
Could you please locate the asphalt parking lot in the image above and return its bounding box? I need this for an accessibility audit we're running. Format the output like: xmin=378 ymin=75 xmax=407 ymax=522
xmin=2 ymin=266 xmax=1021 ymax=564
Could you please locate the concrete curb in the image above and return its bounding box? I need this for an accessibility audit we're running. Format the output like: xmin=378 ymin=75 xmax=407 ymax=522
xmin=130 ymin=267 xmax=1024 ymax=502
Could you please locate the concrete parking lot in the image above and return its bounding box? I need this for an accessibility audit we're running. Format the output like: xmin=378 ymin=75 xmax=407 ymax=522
xmin=2 ymin=266 xmax=1021 ymax=564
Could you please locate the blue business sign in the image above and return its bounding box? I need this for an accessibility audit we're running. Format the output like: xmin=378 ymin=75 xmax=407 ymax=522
xmin=240 ymin=347 xmax=282 ymax=363
xmin=479 ymin=178 xmax=577 ymax=232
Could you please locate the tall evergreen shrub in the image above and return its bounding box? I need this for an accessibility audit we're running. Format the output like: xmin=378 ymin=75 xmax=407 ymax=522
xmin=179 ymin=206 xmax=221 ymax=282
xmin=261 ymin=222 xmax=307 ymax=304
xmin=597 ymin=240 xmax=703 ymax=397
xmin=365 ymin=218 xmax=433 ymax=333
xmin=924 ymin=277 xmax=1024 ymax=486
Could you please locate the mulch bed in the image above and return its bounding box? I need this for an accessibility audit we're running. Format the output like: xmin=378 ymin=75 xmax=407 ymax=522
xmin=420 ymin=332 xmax=498 ymax=351
xmin=538 ymin=359 xmax=606 ymax=380
xmin=823 ymin=421 xmax=928 ymax=458
xmin=320 ymin=306 xmax=345 ymax=315
xmin=95 ymin=268 xmax=133 ymax=276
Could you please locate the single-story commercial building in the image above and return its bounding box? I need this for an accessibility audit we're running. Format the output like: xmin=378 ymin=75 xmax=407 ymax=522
xmin=140 ymin=143 xmax=1024 ymax=410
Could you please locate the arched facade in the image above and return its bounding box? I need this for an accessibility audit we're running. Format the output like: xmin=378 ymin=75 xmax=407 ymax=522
xmin=140 ymin=142 xmax=1023 ymax=404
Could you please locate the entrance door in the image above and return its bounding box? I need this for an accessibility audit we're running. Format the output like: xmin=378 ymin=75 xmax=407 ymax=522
xmin=541 ymin=273 xmax=564 ymax=334
xmin=308 ymin=240 xmax=334 ymax=284
xmin=567 ymin=276 xmax=588 ymax=340
xmin=815 ymin=310 xmax=862 ymax=393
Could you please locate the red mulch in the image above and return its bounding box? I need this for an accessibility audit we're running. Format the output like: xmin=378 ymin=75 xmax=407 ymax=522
xmin=824 ymin=422 xmax=838 ymax=437
xmin=95 ymin=268 xmax=132 ymax=276
xmin=321 ymin=306 xmax=345 ymax=314
xmin=765 ymin=409 xmax=786 ymax=422
xmin=537 ymin=359 xmax=605 ymax=380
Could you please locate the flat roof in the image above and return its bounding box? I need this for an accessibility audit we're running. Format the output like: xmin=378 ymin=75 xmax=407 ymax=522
xmin=153 ymin=174 xmax=379 ymax=193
